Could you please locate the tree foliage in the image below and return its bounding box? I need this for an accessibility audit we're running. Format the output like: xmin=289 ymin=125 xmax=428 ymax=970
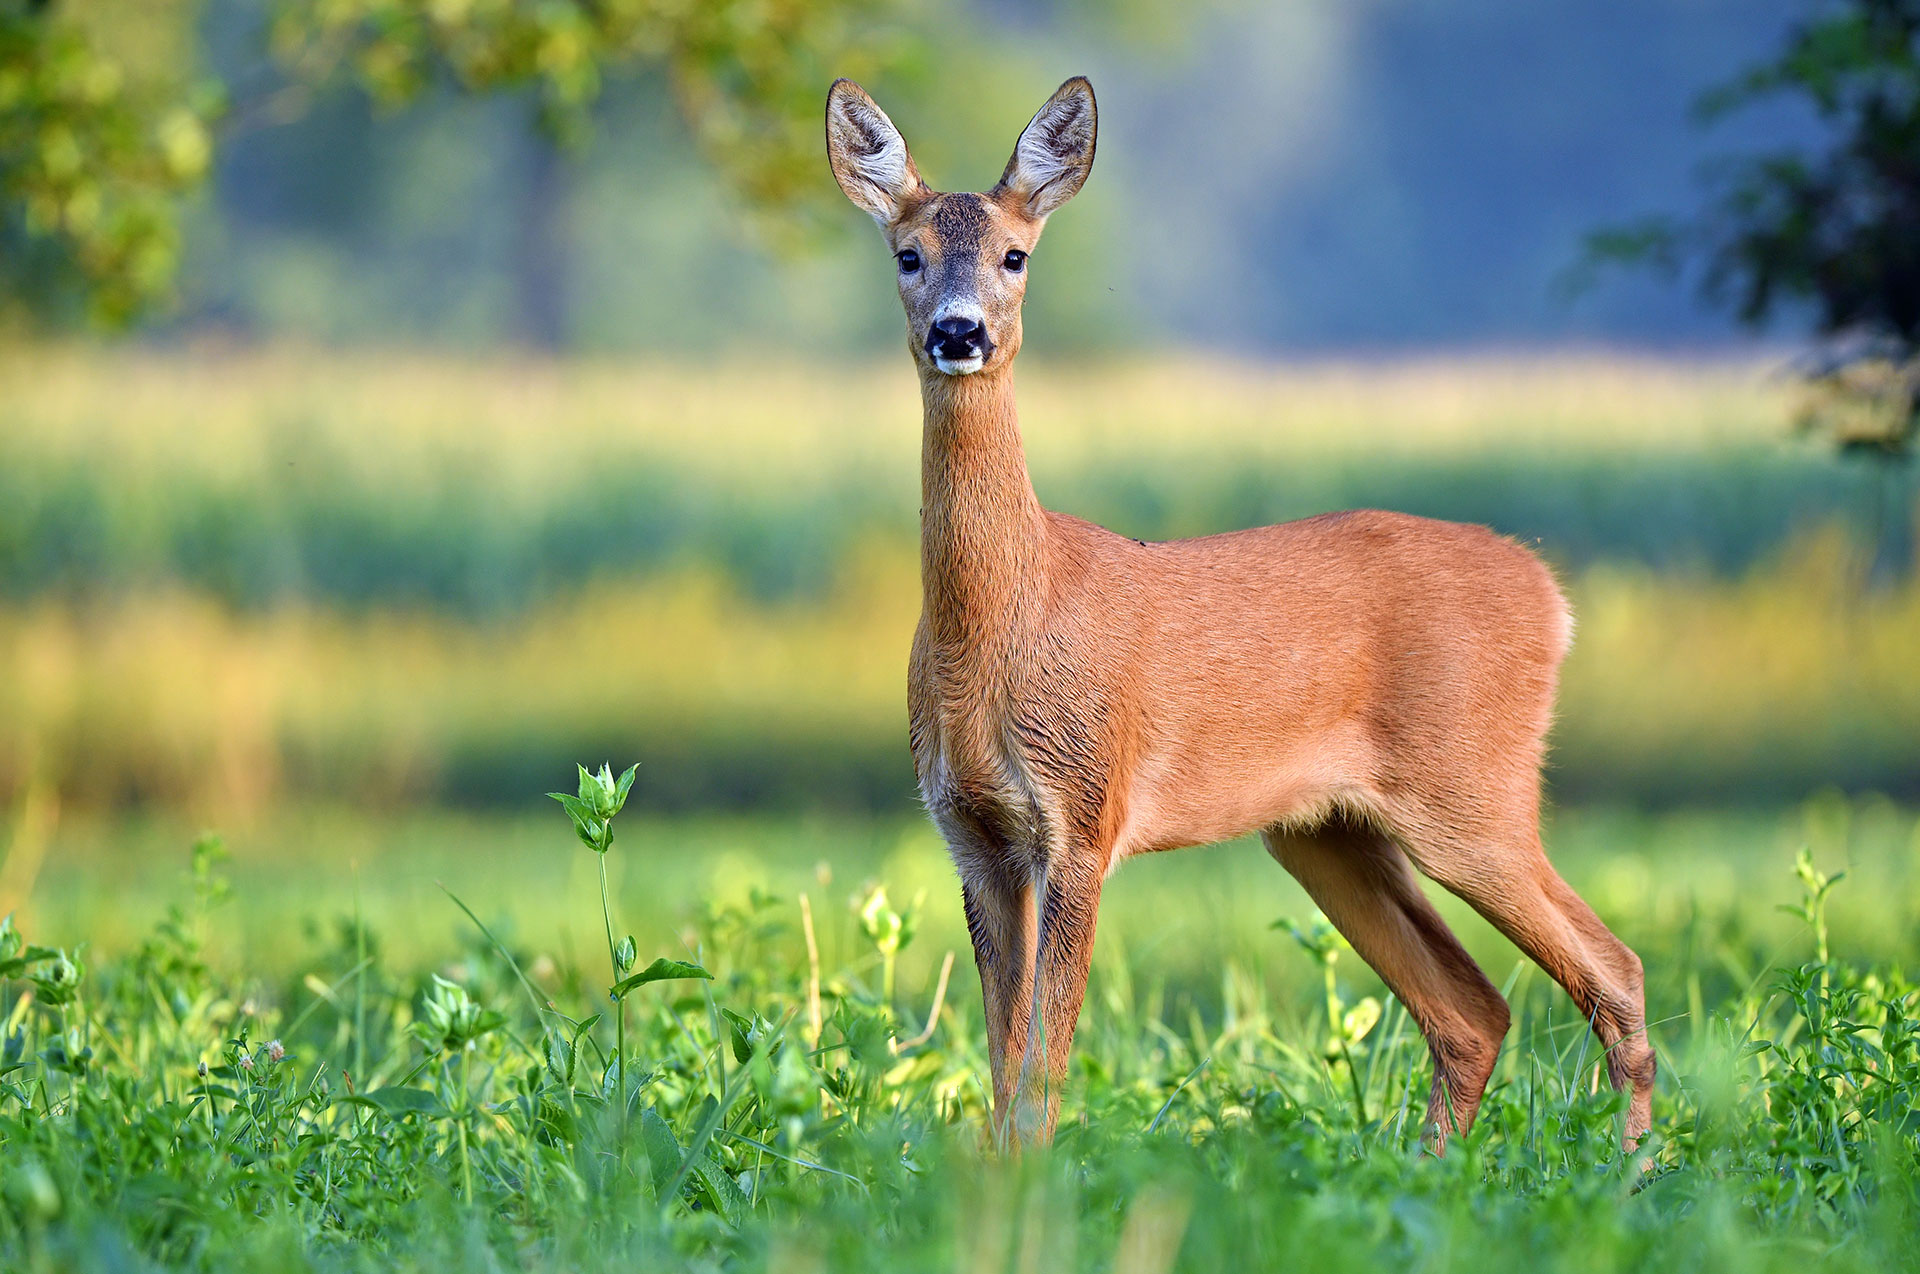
xmin=0 ymin=1 xmax=215 ymax=326
xmin=267 ymin=0 xmax=901 ymax=203
xmin=1593 ymin=0 xmax=1920 ymax=462
xmin=0 ymin=0 xmax=902 ymax=329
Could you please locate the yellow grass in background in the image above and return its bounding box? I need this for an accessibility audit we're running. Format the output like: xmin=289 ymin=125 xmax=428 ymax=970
xmin=1 ymin=345 xmax=1906 ymax=824
xmin=1558 ymin=532 xmax=1920 ymax=795
xmin=5 ymin=344 xmax=1794 ymax=490
xmin=2 ymin=535 xmax=1915 ymax=823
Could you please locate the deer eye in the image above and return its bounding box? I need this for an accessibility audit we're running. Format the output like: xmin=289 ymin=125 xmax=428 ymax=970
xmin=897 ymin=249 xmax=921 ymax=273
xmin=1003 ymin=249 xmax=1027 ymax=273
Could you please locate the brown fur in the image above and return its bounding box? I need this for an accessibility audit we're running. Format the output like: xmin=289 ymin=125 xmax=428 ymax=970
xmin=827 ymin=77 xmax=1654 ymax=1152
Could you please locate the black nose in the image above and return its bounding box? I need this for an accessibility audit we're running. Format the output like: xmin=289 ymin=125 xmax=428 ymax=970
xmin=926 ymin=316 xmax=993 ymax=361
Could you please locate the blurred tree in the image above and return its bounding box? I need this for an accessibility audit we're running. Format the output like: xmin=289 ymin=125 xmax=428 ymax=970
xmin=0 ymin=0 xmax=216 ymax=328
xmin=1589 ymin=0 xmax=1920 ymax=579
xmin=268 ymin=0 xmax=906 ymax=347
xmin=2 ymin=0 xmax=906 ymax=342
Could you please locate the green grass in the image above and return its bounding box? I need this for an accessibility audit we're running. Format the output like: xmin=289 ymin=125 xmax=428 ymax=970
xmin=2 ymin=795 xmax=1918 ymax=1271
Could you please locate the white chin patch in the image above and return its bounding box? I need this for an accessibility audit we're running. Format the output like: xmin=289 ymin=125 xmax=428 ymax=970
xmin=932 ymin=354 xmax=985 ymax=376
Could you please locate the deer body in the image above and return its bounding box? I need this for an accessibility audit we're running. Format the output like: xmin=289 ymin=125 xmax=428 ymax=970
xmin=829 ymin=77 xmax=1654 ymax=1152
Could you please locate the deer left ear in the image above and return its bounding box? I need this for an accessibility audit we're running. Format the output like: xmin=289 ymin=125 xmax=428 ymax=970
xmin=995 ymin=77 xmax=1097 ymax=220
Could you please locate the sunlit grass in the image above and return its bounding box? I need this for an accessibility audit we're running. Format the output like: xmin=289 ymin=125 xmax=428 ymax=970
xmin=0 ymin=795 xmax=1915 ymax=1271
xmin=17 ymin=797 xmax=1919 ymax=1006
xmin=2 ymin=532 xmax=1916 ymax=818
xmin=5 ymin=345 xmax=1792 ymax=485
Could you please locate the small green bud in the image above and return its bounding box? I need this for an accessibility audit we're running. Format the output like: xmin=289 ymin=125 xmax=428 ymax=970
xmin=553 ymin=762 xmax=637 ymax=853
xmin=31 ymin=952 xmax=82 ymax=1005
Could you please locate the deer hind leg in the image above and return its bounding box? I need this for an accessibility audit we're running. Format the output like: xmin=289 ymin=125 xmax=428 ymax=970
xmin=1396 ymin=817 xmax=1655 ymax=1150
xmin=1263 ymin=814 xmax=1510 ymax=1147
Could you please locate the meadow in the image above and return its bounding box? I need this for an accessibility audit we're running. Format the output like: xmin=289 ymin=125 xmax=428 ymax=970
xmin=0 ymin=787 xmax=1916 ymax=1271
xmin=2 ymin=347 xmax=1918 ymax=1270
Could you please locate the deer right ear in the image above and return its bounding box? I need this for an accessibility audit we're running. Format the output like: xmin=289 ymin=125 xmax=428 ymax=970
xmin=826 ymin=80 xmax=925 ymax=226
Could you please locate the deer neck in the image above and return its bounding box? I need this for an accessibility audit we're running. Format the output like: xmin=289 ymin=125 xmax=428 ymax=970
xmin=919 ymin=366 xmax=1049 ymax=655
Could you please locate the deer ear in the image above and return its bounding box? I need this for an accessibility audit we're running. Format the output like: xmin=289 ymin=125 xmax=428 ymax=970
xmin=825 ymin=79 xmax=925 ymax=226
xmin=995 ymin=77 xmax=1097 ymax=220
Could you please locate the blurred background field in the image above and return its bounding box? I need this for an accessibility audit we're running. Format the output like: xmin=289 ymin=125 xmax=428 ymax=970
xmin=3 ymin=349 xmax=1917 ymax=826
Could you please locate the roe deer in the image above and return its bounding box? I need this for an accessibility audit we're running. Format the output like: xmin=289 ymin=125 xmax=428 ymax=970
xmin=824 ymin=75 xmax=1654 ymax=1152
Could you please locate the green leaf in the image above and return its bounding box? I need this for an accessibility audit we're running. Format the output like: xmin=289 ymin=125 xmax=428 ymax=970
xmin=720 ymin=1008 xmax=778 ymax=1065
xmin=690 ymin=1153 xmax=749 ymax=1226
xmin=639 ymin=1105 xmax=683 ymax=1202
xmin=335 ymin=1086 xmax=446 ymax=1119
xmin=674 ymin=1092 xmax=748 ymax=1225
xmin=548 ymin=792 xmax=594 ymax=827
xmin=537 ymin=1094 xmax=581 ymax=1144
xmin=543 ymin=1030 xmax=574 ymax=1085
xmin=610 ymin=958 xmax=712 ymax=1002
xmin=721 ymin=1008 xmax=754 ymax=1064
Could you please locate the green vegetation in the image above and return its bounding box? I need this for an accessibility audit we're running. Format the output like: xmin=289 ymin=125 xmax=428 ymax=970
xmin=1 ymin=791 xmax=1917 ymax=1271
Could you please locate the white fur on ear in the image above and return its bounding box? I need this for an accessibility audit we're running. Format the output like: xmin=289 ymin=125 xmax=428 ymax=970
xmin=997 ymin=77 xmax=1097 ymax=219
xmin=826 ymin=80 xmax=924 ymax=225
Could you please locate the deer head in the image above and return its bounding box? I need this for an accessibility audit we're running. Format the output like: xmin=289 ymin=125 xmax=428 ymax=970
xmin=826 ymin=77 xmax=1097 ymax=377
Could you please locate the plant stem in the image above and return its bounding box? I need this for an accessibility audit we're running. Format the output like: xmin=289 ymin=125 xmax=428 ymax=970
xmin=459 ymin=1049 xmax=474 ymax=1200
xmin=201 ymin=1066 xmax=220 ymax=1181
xmin=353 ymin=864 xmax=366 ymax=1086
xmin=598 ymin=853 xmax=626 ymax=1136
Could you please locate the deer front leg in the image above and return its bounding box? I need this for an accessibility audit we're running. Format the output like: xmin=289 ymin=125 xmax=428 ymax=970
xmin=961 ymin=873 xmax=1037 ymax=1148
xmin=1010 ymin=851 xmax=1106 ymax=1146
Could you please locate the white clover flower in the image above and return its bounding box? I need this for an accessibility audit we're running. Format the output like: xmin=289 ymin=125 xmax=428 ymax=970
xmin=264 ymin=1040 xmax=285 ymax=1064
